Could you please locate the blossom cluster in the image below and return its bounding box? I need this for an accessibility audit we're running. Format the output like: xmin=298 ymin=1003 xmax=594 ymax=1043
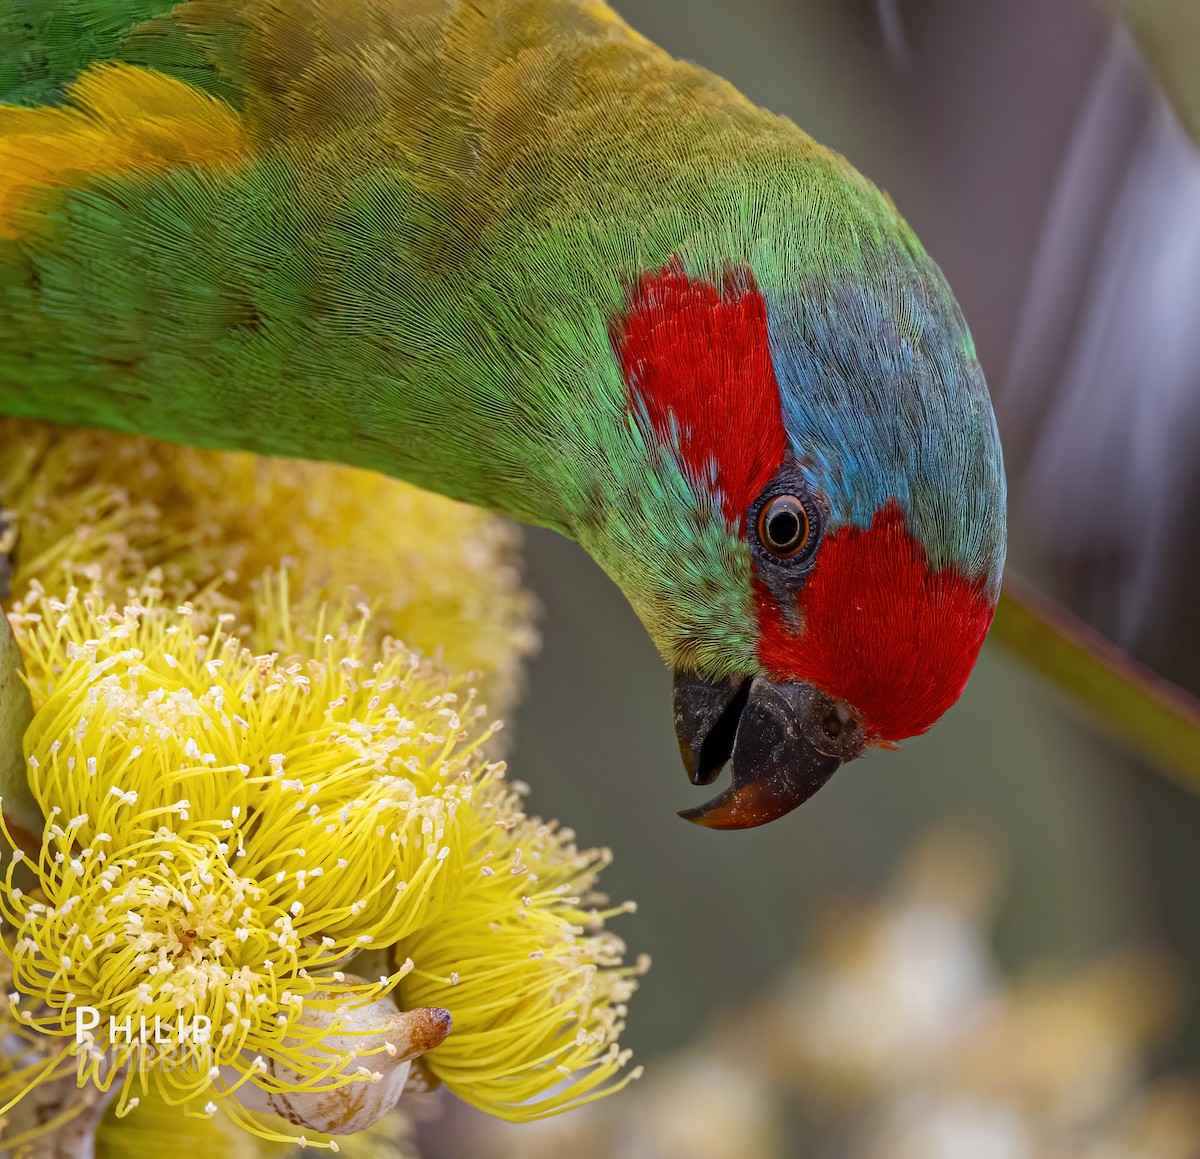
xmin=0 ymin=421 xmax=641 ymax=1155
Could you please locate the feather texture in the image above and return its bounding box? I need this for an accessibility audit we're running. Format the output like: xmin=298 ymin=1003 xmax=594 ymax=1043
xmin=0 ymin=62 xmax=244 ymax=236
xmin=0 ymin=0 xmax=1007 ymax=739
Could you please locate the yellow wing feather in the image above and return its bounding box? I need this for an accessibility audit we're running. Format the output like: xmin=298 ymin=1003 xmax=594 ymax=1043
xmin=0 ymin=63 xmax=246 ymax=239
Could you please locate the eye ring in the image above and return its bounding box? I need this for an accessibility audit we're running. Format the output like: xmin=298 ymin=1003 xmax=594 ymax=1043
xmin=756 ymin=494 xmax=813 ymax=560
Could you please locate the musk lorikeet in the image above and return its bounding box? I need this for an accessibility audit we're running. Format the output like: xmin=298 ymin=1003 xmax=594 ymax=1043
xmin=0 ymin=0 xmax=1006 ymax=829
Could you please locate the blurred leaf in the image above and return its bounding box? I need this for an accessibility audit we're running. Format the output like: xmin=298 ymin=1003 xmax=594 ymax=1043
xmin=1112 ymin=0 xmax=1200 ymax=146
xmin=0 ymin=597 xmax=37 ymax=854
xmin=992 ymin=574 xmax=1200 ymax=791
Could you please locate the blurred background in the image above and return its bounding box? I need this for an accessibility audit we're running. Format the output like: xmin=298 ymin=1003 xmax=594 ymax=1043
xmin=419 ymin=1 xmax=1200 ymax=1154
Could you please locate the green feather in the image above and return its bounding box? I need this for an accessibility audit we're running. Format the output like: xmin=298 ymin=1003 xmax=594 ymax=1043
xmin=0 ymin=0 xmax=986 ymax=678
xmin=0 ymin=0 xmax=180 ymax=104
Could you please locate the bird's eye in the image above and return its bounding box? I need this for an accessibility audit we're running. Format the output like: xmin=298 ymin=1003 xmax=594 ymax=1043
xmin=757 ymin=495 xmax=812 ymax=559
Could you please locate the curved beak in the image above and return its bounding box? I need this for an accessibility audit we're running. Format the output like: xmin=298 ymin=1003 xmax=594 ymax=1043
xmin=672 ymin=671 xmax=867 ymax=830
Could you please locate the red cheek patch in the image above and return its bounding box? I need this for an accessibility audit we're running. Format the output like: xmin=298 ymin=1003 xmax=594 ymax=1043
xmin=613 ymin=262 xmax=994 ymax=742
xmin=613 ymin=259 xmax=788 ymax=528
xmin=758 ymin=501 xmax=996 ymax=742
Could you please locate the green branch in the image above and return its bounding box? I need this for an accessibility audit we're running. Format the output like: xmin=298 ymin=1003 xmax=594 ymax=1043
xmin=992 ymin=574 xmax=1200 ymax=790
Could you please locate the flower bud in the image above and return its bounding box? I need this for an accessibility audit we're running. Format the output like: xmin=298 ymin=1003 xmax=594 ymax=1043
xmin=230 ymin=978 xmax=451 ymax=1135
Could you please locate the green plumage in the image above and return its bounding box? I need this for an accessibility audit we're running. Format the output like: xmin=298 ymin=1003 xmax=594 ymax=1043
xmin=0 ymin=0 xmax=1000 ymax=695
xmin=0 ymin=0 xmax=178 ymax=104
xmin=0 ymin=1 xmax=901 ymax=517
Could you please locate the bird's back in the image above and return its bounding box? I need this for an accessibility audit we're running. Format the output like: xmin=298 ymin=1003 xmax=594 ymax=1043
xmin=0 ymin=0 xmax=893 ymax=530
xmin=1 ymin=0 xmax=805 ymax=242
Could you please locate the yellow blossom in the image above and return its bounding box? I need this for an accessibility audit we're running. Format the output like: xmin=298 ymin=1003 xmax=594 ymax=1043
xmin=401 ymin=787 xmax=646 ymax=1119
xmin=94 ymin=1082 xmax=290 ymax=1159
xmin=0 ymin=418 xmax=538 ymax=714
xmin=0 ymin=578 xmax=638 ymax=1149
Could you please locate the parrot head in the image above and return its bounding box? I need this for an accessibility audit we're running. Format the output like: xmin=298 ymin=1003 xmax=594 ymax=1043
xmin=579 ymin=234 xmax=1006 ymax=830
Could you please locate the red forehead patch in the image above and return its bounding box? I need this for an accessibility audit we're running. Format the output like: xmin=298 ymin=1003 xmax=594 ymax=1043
xmin=614 ymin=260 xmax=788 ymax=527
xmin=757 ymin=502 xmax=995 ymax=742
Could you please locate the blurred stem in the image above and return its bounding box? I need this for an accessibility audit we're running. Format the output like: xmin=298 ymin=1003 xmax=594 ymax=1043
xmin=0 ymin=591 xmax=37 ymax=855
xmin=993 ymin=574 xmax=1200 ymax=791
xmin=3 ymin=1062 xmax=119 ymax=1158
xmin=1111 ymin=0 xmax=1200 ymax=146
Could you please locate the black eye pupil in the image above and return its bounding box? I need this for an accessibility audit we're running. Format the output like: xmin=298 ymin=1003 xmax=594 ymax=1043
xmin=767 ymin=511 xmax=800 ymax=548
xmin=756 ymin=494 xmax=815 ymax=560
